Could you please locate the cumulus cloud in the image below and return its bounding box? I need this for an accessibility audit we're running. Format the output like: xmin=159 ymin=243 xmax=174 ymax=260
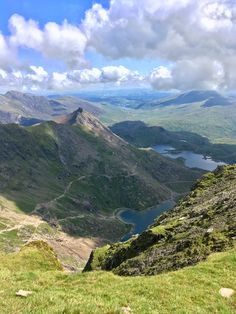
xmin=0 ymin=65 xmax=144 ymax=92
xmin=68 ymin=65 xmax=143 ymax=85
xmin=9 ymin=14 xmax=87 ymax=68
xmin=83 ymin=0 xmax=236 ymax=60
xmin=81 ymin=0 xmax=236 ymax=90
xmin=149 ymin=59 xmax=226 ymax=90
xmin=0 ymin=33 xmax=17 ymax=69
xmin=0 ymin=1 xmax=236 ymax=91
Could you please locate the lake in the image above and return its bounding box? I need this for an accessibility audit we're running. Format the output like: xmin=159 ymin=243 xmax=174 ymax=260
xmin=118 ymin=200 xmax=175 ymax=241
xmin=153 ymin=144 xmax=226 ymax=171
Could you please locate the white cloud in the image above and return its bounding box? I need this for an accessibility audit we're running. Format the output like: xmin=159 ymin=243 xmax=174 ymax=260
xmin=100 ymin=66 xmax=142 ymax=83
xmin=9 ymin=14 xmax=43 ymax=49
xmin=27 ymin=66 xmax=48 ymax=82
xmin=81 ymin=0 xmax=236 ymax=90
xmin=149 ymin=59 xmax=226 ymax=90
xmin=0 ymin=33 xmax=17 ymax=69
xmin=44 ymin=71 xmax=69 ymax=90
xmin=68 ymin=65 xmax=143 ymax=86
xmin=0 ymin=65 xmax=144 ymax=92
xmin=0 ymin=1 xmax=236 ymax=91
xmin=68 ymin=68 xmax=102 ymax=84
xmin=9 ymin=14 xmax=87 ymax=68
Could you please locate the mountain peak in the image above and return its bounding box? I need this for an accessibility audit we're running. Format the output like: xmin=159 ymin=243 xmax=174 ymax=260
xmin=55 ymin=108 xmax=124 ymax=147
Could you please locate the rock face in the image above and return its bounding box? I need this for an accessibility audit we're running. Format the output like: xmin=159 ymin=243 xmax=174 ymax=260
xmin=84 ymin=165 xmax=236 ymax=276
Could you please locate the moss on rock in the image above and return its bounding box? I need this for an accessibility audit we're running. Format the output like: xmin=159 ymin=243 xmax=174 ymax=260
xmin=85 ymin=165 xmax=236 ymax=276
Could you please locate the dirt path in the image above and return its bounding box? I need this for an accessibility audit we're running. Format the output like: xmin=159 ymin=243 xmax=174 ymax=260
xmin=32 ymin=175 xmax=87 ymax=214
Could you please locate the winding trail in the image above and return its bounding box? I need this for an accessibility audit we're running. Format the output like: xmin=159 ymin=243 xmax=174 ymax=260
xmin=32 ymin=175 xmax=87 ymax=215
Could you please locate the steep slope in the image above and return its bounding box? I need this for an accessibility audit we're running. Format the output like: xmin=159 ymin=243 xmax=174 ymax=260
xmin=0 ymin=109 xmax=202 ymax=246
xmin=0 ymin=90 xmax=103 ymax=124
xmin=0 ymin=242 xmax=235 ymax=313
xmin=85 ymin=165 xmax=236 ymax=275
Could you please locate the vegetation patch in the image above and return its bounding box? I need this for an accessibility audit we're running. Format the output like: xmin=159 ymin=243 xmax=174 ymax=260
xmin=85 ymin=165 xmax=236 ymax=276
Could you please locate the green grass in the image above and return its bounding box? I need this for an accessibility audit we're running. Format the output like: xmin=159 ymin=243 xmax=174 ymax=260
xmin=0 ymin=243 xmax=235 ymax=313
xmin=0 ymin=230 xmax=24 ymax=252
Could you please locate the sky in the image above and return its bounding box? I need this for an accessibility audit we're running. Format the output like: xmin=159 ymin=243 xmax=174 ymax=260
xmin=0 ymin=0 xmax=236 ymax=93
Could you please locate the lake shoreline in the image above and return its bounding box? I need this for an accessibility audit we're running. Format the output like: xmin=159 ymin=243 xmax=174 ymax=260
xmin=152 ymin=144 xmax=227 ymax=171
xmin=116 ymin=200 xmax=175 ymax=242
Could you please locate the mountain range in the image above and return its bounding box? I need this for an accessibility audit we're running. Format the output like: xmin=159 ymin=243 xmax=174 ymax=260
xmin=136 ymin=90 xmax=235 ymax=109
xmin=0 ymin=90 xmax=103 ymax=125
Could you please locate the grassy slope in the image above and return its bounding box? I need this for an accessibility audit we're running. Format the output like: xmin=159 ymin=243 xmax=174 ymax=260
xmin=0 ymin=242 xmax=235 ymax=313
xmin=0 ymin=120 xmax=202 ymax=242
xmin=85 ymin=165 xmax=236 ymax=276
xmin=99 ymin=102 xmax=236 ymax=144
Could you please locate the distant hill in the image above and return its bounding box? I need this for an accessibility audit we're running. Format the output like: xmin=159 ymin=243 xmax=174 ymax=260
xmin=85 ymin=165 xmax=236 ymax=276
xmin=0 ymin=90 xmax=103 ymax=125
xmin=136 ymin=90 xmax=235 ymax=109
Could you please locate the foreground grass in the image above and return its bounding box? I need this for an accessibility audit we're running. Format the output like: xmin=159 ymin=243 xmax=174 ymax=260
xmin=0 ymin=243 xmax=235 ymax=313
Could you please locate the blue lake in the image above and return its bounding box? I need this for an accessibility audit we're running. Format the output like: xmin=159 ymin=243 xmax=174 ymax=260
xmin=118 ymin=200 xmax=175 ymax=241
xmin=153 ymin=144 xmax=226 ymax=171
xmin=118 ymin=145 xmax=226 ymax=242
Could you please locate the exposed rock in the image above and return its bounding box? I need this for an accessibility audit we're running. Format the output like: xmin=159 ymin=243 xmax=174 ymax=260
xmin=121 ymin=306 xmax=133 ymax=313
xmin=219 ymin=288 xmax=234 ymax=298
xmin=84 ymin=165 xmax=236 ymax=276
xmin=16 ymin=290 xmax=33 ymax=297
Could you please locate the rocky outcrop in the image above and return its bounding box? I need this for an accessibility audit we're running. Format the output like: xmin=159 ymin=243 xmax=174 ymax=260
xmin=84 ymin=165 xmax=236 ymax=276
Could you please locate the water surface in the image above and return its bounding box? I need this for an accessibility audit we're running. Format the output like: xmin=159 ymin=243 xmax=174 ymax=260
xmin=118 ymin=200 xmax=174 ymax=241
xmin=153 ymin=144 xmax=226 ymax=171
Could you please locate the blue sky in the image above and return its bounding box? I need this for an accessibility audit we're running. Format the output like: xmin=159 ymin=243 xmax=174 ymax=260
xmin=0 ymin=0 xmax=113 ymax=72
xmin=0 ymin=0 xmax=163 ymax=78
xmin=0 ymin=0 xmax=109 ymax=32
xmin=0 ymin=1 xmax=234 ymax=92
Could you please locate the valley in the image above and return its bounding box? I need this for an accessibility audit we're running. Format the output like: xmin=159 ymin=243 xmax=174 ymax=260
xmin=0 ymin=107 xmax=203 ymax=270
xmin=94 ymin=90 xmax=236 ymax=145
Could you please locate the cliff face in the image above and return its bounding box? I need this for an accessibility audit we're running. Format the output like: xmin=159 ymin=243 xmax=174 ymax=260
xmin=85 ymin=165 xmax=236 ymax=276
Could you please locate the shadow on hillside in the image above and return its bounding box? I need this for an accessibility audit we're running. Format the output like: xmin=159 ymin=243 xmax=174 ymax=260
xmin=110 ymin=121 xmax=236 ymax=164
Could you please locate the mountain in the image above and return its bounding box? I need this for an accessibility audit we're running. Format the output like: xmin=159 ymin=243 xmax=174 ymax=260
xmin=85 ymin=165 xmax=236 ymax=276
xmin=134 ymin=90 xmax=235 ymax=109
xmin=0 ymin=109 xmax=202 ymax=268
xmin=0 ymin=90 xmax=103 ymax=124
xmin=110 ymin=120 xmax=236 ymax=164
